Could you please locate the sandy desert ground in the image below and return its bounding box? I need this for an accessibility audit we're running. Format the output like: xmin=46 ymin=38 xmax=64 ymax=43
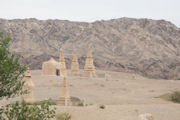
xmin=1 ymin=70 xmax=180 ymax=120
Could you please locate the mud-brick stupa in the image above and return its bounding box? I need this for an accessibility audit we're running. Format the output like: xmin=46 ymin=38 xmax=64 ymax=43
xmin=42 ymin=58 xmax=61 ymax=76
xmin=59 ymin=77 xmax=71 ymax=106
xmin=70 ymin=49 xmax=80 ymax=76
xmin=83 ymin=48 xmax=96 ymax=77
xmin=59 ymin=48 xmax=67 ymax=77
xmin=23 ymin=67 xmax=35 ymax=102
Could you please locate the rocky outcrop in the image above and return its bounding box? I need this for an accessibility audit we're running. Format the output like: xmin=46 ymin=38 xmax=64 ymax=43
xmin=0 ymin=17 xmax=180 ymax=79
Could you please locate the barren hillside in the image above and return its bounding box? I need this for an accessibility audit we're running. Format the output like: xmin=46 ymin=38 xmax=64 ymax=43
xmin=0 ymin=17 xmax=180 ymax=79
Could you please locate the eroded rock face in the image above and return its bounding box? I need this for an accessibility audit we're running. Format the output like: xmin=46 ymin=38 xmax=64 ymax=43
xmin=0 ymin=17 xmax=180 ymax=79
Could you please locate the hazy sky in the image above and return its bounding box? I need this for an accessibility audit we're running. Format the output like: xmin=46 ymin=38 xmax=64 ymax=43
xmin=0 ymin=0 xmax=180 ymax=27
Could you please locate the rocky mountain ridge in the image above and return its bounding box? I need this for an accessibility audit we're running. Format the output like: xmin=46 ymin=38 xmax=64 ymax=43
xmin=0 ymin=17 xmax=180 ymax=79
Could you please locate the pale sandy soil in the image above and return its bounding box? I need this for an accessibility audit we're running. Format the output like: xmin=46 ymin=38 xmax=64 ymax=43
xmin=1 ymin=70 xmax=180 ymax=120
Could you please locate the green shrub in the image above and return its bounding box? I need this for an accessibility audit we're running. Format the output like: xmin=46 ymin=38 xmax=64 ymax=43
xmin=77 ymin=102 xmax=84 ymax=106
xmin=71 ymin=96 xmax=87 ymax=106
xmin=56 ymin=113 xmax=71 ymax=120
xmin=25 ymin=99 xmax=56 ymax=105
xmin=0 ymin=100 xmax=56 ymax=120
xmin=159 ymin=91 xmax=180 ymax=103
xmin=171 ymin=91 xmax=180 ymax=103
xmin=70 ymin=96 xmax=81 ymax=106
xmin=99 ymin=104 xmax=105 ymax=109
xmin=70 ymin=96 xmax=81 ymax=103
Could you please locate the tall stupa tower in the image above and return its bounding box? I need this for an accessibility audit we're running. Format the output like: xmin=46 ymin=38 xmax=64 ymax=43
xmin=70 ymin=49 xmax=80 ymax=76
xmin=83 ymin=47 xmax=96 ymax=77
xmin=59 ymin=77 xmax=72 ymax=106
xmin=59 ymin=48 xmax=67 ymax=77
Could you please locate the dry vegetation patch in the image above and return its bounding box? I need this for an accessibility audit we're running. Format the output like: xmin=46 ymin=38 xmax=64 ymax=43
xmin=159 ymin=91 xmax=180 ymax=103
xmin=56 ymin=113 xmax=71 ymax=120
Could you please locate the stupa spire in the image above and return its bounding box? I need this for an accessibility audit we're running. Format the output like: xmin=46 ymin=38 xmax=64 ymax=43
xmin=83 ymin=47 xmax=96 ymax=77
xmin=59 ymin=48 xmax=67 ymax=77
xmin=70 ymin=49 xmax=79 ymax=76
xmin=87 ymin=47 xmax=92 ymax=58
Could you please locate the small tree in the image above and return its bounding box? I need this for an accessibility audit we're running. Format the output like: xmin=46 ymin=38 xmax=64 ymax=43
xmin=0 ymin=32 xmax=26 ymax=99
xmin=0 ymin=32 xmax=56 ymax=120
